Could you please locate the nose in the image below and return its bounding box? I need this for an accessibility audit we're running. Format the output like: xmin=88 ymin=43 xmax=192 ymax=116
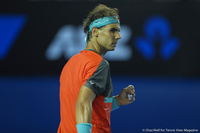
xmin=115 ymin=32 xmax=121 ymax=40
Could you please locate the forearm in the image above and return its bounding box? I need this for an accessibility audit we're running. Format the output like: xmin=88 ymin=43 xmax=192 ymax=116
xmin=75 ymin=101 xmax=92 ymax=124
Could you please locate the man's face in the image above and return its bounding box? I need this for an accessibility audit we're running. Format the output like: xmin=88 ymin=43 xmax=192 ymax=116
xmin=96 ymin=23 xmax=121 ymax=51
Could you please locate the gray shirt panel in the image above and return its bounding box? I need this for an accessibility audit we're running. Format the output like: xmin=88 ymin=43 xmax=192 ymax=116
xmin=84 ymin=59 xmax=113 ymax=97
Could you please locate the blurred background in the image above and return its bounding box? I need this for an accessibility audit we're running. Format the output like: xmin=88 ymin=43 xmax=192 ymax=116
xmin=0 ymin=0 xmax=200 ymax=133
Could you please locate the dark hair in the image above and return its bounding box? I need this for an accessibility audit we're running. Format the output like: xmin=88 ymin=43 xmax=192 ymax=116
xmin=83 ymin=4 xmax=119 ymax=42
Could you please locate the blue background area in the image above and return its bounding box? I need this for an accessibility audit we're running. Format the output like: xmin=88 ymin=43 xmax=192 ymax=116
xmin=0 ymin=14 xmax=27 ymax=60
xmin=0 ymin=76 xmax=199 ymax=133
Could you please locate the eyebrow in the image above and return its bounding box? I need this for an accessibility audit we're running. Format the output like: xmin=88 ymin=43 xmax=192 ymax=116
xmin=110 ymin=27 xmax=120 ymax=32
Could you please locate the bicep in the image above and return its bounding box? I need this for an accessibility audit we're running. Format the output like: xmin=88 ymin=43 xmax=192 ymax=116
xmin=76 ymin=85 xmax=96 ymax=103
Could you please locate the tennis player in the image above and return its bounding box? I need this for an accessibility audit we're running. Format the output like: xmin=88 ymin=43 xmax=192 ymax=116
xmin=57 ymin=4 xmax=135 ymax=133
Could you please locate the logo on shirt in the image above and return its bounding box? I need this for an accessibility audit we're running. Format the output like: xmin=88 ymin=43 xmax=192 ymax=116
xmin=89 ymin=81 xmax=94 ymax=85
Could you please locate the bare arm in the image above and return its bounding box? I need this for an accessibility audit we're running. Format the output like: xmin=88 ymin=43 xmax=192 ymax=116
xmin=76 ymin=85 xmax=96 ymax=124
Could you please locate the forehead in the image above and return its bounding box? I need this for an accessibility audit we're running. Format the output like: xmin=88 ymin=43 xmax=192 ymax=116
xmin=105 ymin=23 xmax=120 ymax=30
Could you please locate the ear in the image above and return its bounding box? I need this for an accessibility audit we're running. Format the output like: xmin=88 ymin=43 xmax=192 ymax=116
xmin=91 ymin=27 xmax=99 ymax=37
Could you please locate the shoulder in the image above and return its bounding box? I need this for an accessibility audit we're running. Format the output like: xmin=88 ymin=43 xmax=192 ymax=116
xmin=69 ymin=50 xmax=102 ymax=63
xmin=94 ymin=58 xmax=110 ymax=73
xmin=80 ymin=50 xmax=104 ymax=66
xmin=99 ymin=58 xmax=110 ymax=68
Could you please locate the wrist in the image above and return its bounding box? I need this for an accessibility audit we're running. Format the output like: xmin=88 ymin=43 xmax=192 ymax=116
xmin=115 ymin=95 xmax=122 ymax=106
xmin=76 ymin=123 xmax=92 ymax=133
xmin=111 ymin=96 xmax=120 ymax=111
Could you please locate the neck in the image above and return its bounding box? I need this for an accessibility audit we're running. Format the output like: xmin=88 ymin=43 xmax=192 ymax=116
xmin=85 ymin=41 xmax=107 ymax=56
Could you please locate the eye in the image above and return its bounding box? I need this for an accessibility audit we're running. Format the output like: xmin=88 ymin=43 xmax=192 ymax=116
xmin=110 ymin=29 xmax=117 ymax=33
xmin=110 ymin=28 xmax=120 ymax=33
